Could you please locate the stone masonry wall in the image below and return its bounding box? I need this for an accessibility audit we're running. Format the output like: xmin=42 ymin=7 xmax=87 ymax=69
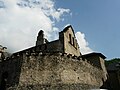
xmin=82 ymin=55 xmax=108 ymax=82
xmin=61 ymin=26 xmax=80 ymax=56
xmin=0 ymin=52 xmax=107 ymax=90
xmin=0 ymin=55 xmax=23 ymax=88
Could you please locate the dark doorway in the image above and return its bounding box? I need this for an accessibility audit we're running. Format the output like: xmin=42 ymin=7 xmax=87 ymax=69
xmin=0 ymin=72 xmax=8 ymax=90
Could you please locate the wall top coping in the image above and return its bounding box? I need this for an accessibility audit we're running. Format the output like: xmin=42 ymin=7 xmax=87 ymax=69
xmin=81 ymin=52 xmax=106 ymax=59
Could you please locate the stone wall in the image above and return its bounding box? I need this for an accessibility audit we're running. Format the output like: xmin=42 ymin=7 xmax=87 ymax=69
xmin=0 ymin=55 xmax=23 ymax=88
xmin=44 ymin=40 xmax=63 ymax=53
xmin=15 ymin=40 xmax=63 ymax=56
xmin=0 ymin=52 xmax=107 ymax=90
xmin=59 ymin=26 xmax=81 ymax=56
xmin=81 ymin=53 xmax=108 ymax=82
xmin=0 ymin=25 xmax=108 ymax=90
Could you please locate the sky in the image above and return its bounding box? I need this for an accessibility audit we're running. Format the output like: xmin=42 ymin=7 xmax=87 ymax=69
xmin=0 ymin=0 xmax=120 ymax=59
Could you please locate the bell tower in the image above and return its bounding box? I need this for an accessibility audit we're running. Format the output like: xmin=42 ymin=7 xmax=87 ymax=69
xmin=36 ymin=30 xmax=48 ymax=46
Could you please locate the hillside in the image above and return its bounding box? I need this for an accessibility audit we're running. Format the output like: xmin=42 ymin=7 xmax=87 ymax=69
xmin=105 ymin=58 xmax=120 ymax=67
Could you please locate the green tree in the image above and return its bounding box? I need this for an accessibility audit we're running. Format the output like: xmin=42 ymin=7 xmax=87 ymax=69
xmin=105 ymin=58 xmax=120 ymax=67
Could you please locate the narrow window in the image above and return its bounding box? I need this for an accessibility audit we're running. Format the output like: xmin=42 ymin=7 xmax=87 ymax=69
xmin=73 ymin=37 xmax=75 ymax=47
xmin=74 ymin=39 xmax=76 ymax=48
xmin=69 ymin=34 xmax=72 ymax=44
xmin=75 ymin=39 xmax=77 ymax=48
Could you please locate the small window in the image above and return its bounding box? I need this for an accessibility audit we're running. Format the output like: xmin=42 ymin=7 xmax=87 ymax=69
xmin=69 ymin=34 xmax=72 ymax=44
xmin=73 ymin=37 xmax=75 ymax=47
xmin=74 ymin=39 xmax=76 ymax=48
xmin=75 ymin=39 xmax=77 ymax=48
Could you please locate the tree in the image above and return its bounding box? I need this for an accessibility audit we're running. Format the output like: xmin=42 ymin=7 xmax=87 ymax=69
xmin=105 ymin=58 xmax=120 ymax=67
xmin=0 ymin=45 xmax=7 ymax=61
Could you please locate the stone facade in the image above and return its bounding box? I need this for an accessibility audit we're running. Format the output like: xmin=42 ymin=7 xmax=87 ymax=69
xmin=0 ymin=25 xmax=108 ymax=90
xmin=0 ymin=53 xmax=107 ymax=90
xmin=81 ymin=53 xmax=107 ymax=81
xmin=59 ymin=26 xmax=81 ymax=56
xmin=35 ymin=25 xmax=81 ymax=56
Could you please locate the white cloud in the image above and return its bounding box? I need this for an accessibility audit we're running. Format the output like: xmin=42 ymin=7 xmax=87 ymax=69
xmin=0 ymin=0 xmax=93 ymax=55
xmin=0 ymin=0 xmax=70 ymax=53
xmin=17 ymin=0 xmax=70 ymax=21
xmin=75 ymin=32 xmax=93 ymax=54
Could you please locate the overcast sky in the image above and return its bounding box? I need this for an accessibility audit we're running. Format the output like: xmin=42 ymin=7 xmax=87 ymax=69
xmin=0 ymin=0 xmax=120 ymax=59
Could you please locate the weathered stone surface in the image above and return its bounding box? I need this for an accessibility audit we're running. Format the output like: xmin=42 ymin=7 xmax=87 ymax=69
xmin=0 ymin=53 xmax=107 ymax=90
xmin=0 ymin=25 xmax=108 ymax=90
xmin=10 ymin=83 xmax=99 ymax=90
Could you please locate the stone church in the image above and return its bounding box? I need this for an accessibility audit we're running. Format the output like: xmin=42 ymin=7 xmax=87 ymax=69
xmin=0 ymin=25 xmax=108 ymax=90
